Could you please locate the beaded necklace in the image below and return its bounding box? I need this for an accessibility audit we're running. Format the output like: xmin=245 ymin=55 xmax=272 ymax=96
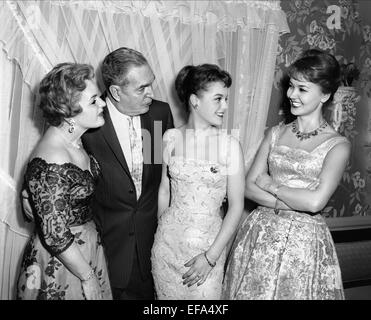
xmin=291 ymin=120 xmax=328 ymax=141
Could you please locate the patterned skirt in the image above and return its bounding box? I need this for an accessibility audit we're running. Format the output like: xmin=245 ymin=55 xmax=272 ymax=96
xmin=17 ymin=220 xmax=112 ymax=300
xmin=222 ymin=207 xmax=344 ymax=300
xmin=151 ymin=206 xmax=226 ymax=300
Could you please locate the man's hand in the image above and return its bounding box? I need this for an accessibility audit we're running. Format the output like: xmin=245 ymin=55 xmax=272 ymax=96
xmin=21 ymin=189 xmax=34 ymax=222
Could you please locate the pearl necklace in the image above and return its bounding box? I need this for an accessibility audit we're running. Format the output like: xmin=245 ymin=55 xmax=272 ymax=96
xmin=291 ymin=120 xmax=328 ymax=141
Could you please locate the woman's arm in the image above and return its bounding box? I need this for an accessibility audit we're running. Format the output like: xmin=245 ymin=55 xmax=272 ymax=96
xmin=264 ymin=141 xmax=351 ymax=213
xmin=245 ymin=128 xmax=292 ymax=210
xmin=183 ymin=137 xmax=245 ymax=287
xmin=57 ymin=244 xmax=101 ymax=299
xmin=205 ymin=137 xmax=245 ymax=263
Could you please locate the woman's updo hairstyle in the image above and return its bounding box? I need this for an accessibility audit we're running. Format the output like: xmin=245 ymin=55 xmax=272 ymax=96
xmin=38 ymin=62 xmax=95 ymax=126
xmin=175 ymin=64 xmax=232 ymax=112
xmin=288 ymin=49 xmax=341 ymax=107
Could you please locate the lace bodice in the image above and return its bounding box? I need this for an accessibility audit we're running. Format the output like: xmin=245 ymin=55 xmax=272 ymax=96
xmin=24 ymin=155 xmax=101 ymax=255
xmin=268 ymin=124 xmax=349 ymax=189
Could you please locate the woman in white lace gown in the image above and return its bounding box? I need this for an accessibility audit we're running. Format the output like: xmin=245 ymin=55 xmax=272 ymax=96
xmin=151 ymin=64 xmax=245 ymax=299
xmin=222 ymin=50 xmax=350 ymax=300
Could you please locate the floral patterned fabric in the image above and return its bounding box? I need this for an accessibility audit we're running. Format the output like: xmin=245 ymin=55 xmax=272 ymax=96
xmin=222 ymin=124 xmax=346 ymax=300
xmin=151 ymin=129 xmax=228 ymax=299
xmin=17 ymin=157 xmax=112 ymax=300
xmin=270 ymin=0 xmax=371 ymax=218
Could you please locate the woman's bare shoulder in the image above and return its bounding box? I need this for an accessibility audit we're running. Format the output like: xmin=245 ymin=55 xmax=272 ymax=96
xmin=30 ymin=135 xmax=70 ymax=165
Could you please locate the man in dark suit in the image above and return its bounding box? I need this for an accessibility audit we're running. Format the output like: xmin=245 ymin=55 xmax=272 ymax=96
xmin=83 ymin=47 xmax=173 ymax=299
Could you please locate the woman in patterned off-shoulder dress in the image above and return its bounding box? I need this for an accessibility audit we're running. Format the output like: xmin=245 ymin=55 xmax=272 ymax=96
xmin=151 ymin=64 xmax=245 ymax=299
xmin=223 ymin=50 xmax=350 ymax=300
xmin=17 ymin=63 xmax=112 ymax=300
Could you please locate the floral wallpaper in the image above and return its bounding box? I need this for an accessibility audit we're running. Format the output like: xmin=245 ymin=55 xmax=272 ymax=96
xmin=267 ymin=0 xmax=371 ymax=218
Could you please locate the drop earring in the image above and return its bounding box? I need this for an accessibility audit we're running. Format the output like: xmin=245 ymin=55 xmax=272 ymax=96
xmin=67 ymin=119 xmax=75 ymax=134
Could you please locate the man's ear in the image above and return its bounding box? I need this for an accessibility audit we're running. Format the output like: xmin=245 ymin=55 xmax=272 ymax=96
xmin=109 ymin=85 xmax=121 ymax=102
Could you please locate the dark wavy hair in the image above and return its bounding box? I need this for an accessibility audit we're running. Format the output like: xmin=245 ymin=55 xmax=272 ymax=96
xmin=38 ymin=63 xmax=94 ymax=126
xmin=288 ymin=49 xmax=341 ymax=107
xmin=101 ymin=47 xmax=149 ymax=90
xmin=175 ymin=64 xmax=232 ymax=112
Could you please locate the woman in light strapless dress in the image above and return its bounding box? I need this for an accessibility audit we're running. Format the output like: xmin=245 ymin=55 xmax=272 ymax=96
xmin=151 ymin=64 xmax=245 ymax=299
xmin=223 ymin=49 xmax=350 ymax=300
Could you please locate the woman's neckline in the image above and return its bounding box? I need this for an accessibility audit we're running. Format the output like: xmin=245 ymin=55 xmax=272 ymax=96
xmin=275 ymin=135 xmax=343 ymax=154
xmin=29 ymin=156 xmax=94 ymax=176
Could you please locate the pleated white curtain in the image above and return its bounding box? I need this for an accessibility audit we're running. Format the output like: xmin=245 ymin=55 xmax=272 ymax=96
xmin=228 ymin=27 xmax=282 ymax=167
xmin=0 ymin=44 xmax=36 ymax=300
xmin=0 ymin=0 xmax=289 ymax=299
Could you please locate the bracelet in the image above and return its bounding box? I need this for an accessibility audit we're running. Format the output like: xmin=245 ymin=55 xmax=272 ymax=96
xmin=274 ymin=198 xmax=279 ymax=215
xmin=81 ymin=269 xmax=95 ymax=282
xmin=204 ymin=252 xmax=216 ymax=268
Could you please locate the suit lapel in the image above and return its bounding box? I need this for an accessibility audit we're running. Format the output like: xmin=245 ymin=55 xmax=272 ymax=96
xmin=100 ymin=95 xmax=154 ymax=200
xmin=101 ymin=107 xmax=132 ymax=179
